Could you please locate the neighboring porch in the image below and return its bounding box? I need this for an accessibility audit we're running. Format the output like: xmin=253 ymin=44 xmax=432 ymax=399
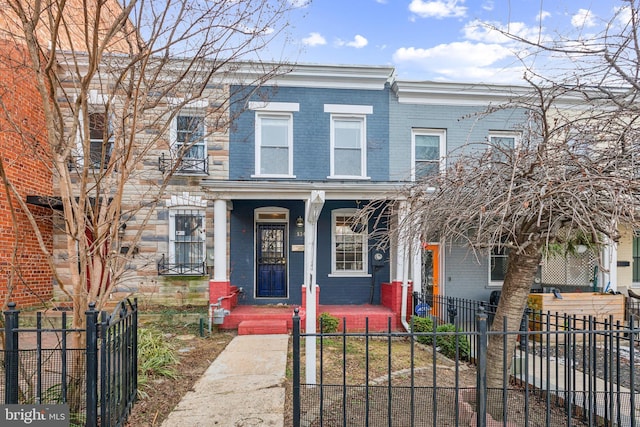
xmin=211 ymin=281 xmax=412 ymax=334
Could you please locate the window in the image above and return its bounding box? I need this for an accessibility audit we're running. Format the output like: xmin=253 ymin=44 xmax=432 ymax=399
xmin=176 ymin=115 xmax=205 ymax=159
xmin=171 ymin=114 xmax=207 ymax=173
xmin=331 ymin=209 xmax=368 ymax=275
xmin=325 ymin=104 xmax=372 ymax=179
xmin=412 ymin=129 xmax=445 ymax=180
xmin=331 ymin=117 xmax=365 ymax=178
xmin=490 ymin=247 xmax=509 ymax=286
xmin=255 ymin=113 xmax=293 ymax=176
xmin=488 ymin=131 xmax=518 ymax=164
xmin=162 ymin=209 xmax=206 ymax=275
xmin=87 ymin=111 xmax=113 ymax=168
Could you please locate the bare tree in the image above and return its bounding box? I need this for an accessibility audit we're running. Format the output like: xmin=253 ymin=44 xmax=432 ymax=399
xmin=368 ymin=0 xmax=640 ymax=406
xmin=0 ymin=0 xmax=294 ymax=411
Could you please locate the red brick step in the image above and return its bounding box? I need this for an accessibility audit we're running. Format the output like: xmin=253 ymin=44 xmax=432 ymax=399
xmin=237 ymin=319 xmax=288 ymax=335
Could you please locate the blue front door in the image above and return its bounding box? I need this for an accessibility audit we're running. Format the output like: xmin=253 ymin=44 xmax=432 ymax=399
xmin=256 ymin=223 xmax=287 ymax=298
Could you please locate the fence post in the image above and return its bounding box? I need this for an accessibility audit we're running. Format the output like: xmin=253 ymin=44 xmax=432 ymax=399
xmin=85 ymin=302 xmax=99 ymax=427
xmin=4 ymin=302 xmax=19 ymax=404
xmin=292 ymin=308 xmax=301 ymax=427
xmin=476 ymin=306 xmax=488 ymax=427
xmin=519 ymin=308 xmax=530 ymax=351
xmin=447 ymin=297 xmax=457 ymax=324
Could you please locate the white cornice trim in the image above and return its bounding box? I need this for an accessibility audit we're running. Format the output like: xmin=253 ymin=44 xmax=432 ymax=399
xmin=200 ymin=180 xmax=409 ymax=200
xmin=392 ymin=80 xmax=531 ymax=106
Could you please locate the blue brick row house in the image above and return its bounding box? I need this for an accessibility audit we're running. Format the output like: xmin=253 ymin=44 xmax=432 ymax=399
xmin=200 ymin=64 xmax=567 ymax=331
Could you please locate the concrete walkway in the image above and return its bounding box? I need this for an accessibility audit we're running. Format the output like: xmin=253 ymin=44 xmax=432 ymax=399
xmin=162 ymin=334 xmax=289 ymax=427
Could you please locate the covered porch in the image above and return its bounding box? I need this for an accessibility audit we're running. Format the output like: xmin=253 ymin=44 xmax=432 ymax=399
xmin=211 ymin=281 xmax=412 ymax=334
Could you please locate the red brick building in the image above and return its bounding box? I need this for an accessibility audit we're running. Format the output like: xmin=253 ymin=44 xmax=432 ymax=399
xmin=0 ymin=39 xmax=53 ymax=306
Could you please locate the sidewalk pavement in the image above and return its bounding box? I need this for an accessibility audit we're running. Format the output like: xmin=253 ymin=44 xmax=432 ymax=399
xmin=161 ymin=334 xmax=289 ymax=427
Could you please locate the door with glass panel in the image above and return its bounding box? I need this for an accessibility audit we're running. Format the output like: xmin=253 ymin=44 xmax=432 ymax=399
xmin=422 ymin=244 xmax=440 ymax=315
xmin=256 ymin=223 xmax=287 ymax=298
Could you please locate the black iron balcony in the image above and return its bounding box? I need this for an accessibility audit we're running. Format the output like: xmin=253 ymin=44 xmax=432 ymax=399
xmin=158 ymin=153 xmax=209 ymax=175
xmin=157 ymin=254 xmax=206 ymax=276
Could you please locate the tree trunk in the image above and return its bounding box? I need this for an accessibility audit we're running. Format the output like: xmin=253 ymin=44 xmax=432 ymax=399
xmin=486 ymin=242 xmax=542 ymax=393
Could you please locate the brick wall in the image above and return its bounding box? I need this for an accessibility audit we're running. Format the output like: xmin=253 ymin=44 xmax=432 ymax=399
xmin=0 ymin=39 xmax=54 ymax=306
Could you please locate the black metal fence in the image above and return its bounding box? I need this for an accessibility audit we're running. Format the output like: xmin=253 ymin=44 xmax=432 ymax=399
xmin=292 ymin=306 xmax=640 ymax=426
xmin=2 ymin=299 xmax=138 ymax=427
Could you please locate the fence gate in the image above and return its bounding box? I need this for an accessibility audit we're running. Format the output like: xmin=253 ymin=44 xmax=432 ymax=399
xmin=3 ymin=299 xmax=138 ymax=427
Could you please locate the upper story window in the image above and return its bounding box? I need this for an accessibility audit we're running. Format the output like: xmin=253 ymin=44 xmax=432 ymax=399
xmin=325 ymin=104 xmax=372 ymax=179
xmin=255 ymin=113 xmax=293 ymax=176
xmin=331 ymin=209 xmax=368 ymax=276
xmin=412 ymin=129 xmax=446 ymax=181
xmin=167 ymin=113 xmax=208 ymax=174
xmin=86 ymin=111 xmax=113 ymax=169
xmin=249 ymin=102 xmax=299 ymax=178
xmin=176 ymin=115 xmax=205 ymax=158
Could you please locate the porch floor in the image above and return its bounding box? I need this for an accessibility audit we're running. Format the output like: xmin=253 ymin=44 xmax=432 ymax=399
xmin=222 ymin=304 xmax=397 ymax=332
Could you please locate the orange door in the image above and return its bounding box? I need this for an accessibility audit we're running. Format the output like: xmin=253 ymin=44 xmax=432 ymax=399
xmin=422 ymin=244 xmax=439 ymax=315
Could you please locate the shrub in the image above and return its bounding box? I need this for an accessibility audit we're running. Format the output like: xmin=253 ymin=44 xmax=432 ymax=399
xmin=318 ymin=312 xmax=340 ymax=333
xmin=433 ymin=323 xmax=470 ymax=361
xmin=412 ymin=318 xmax=470 ymax=360
xmin=411 ymin=316 xmax=434 ymax=346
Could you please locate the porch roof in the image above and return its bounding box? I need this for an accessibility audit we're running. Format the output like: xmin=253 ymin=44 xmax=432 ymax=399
xmin=200 ymin=179 xmax=414 ymax=200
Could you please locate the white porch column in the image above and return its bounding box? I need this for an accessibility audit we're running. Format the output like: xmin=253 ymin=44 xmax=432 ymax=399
xmin=395 ymin=201 xmax=409 ymax=282
xmin=603 ymin=239 xmax=618 ymax=292
xmin=304 ymin=190 xmax=324 ymax=385
xmin=213 ymin=199 xmax=228 ymax=282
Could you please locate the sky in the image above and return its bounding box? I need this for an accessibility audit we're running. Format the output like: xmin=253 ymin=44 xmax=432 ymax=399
xmin=279 ymin=0 xmax=627 ymax=84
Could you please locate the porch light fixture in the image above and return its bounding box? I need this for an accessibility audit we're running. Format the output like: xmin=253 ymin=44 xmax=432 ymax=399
xmin=296 ymin=216 xmax=304 ymax=228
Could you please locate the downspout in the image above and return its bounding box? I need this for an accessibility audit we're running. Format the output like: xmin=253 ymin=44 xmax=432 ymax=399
xmin=400 ymin=243 xmax=411 ymax=332
xmin=398 ymin=202 xmax=411 ymax=332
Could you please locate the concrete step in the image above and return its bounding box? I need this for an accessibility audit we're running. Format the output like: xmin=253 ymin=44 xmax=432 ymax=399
xmin=237 ymin=320 xmax=288 ymax=335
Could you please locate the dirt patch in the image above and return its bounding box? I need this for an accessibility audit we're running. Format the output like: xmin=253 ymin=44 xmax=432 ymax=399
xmin=126 ymin=330 xmax=235 ymax=427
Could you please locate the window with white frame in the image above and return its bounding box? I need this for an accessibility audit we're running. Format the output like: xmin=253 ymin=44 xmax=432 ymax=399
xmin=255 ymin=113 xmax=293 ymax=176
xmin=87 ymin=111 xmax=113 ymax=168
xmin=331 ymin=116 xmax=365 ymax=178
xmin=166 ymin=209 xmax=206 ymax=275
xmin=412 ymin=129 xmax=445 ymax=180
xmin=488 ymin=131 xmax=519 ymax=164
xmin=169 ymin=113 xmax=207 ymax=173
xmin=332 ymin=209 xmax=368 ymax=275
xmin=175 ymin=115 xmax=205 ymax=158
xmin=489 ymin=247 xmax=509 ymax=286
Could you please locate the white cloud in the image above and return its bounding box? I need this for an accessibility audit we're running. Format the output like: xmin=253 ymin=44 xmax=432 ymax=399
xmin=408 ymin=0 xmax=467 ymax=19
xmin=302 ymin=32 xmax=327 ymax=47
xmin=571 ymin=9 xmax=597 ymax=28
xmin=336 ymin=35 xmax=369 ymax=49
xmin=392 ymin=41 xmax=526 ymax=83
xmin=463 ymin=20 xmax=546 ymax=45
xmin=375 ymin=0 xmax=387 ymax=3
xmin=393 ymin=41 xmax=512 ymax=68
xmin=482 ymin=1 xmax=494 ymax=12
xmin=537 ymin=11 xmax=551 ymax=22
xmin=614 ymin=5 xmax=632 ymax=28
